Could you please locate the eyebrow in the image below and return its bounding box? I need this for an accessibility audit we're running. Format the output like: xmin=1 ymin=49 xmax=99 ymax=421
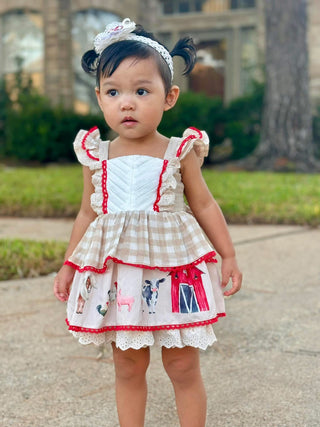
xmin=101 ymin=79 xmax=153 ymax=88
xmin=134 ymin=79 xmax=153 ymax=85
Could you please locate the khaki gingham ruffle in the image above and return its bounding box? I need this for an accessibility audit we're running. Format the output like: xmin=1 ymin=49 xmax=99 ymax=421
xmin=67 ymin=210 xmax=216 ymax=272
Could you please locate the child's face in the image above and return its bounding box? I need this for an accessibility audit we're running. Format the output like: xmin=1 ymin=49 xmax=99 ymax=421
xmin=95 ymin=56 xmax=178 ymax=141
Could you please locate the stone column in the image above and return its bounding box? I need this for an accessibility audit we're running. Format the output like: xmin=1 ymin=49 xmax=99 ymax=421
xmin=43 ymin=0 xmax=74 ymax=108
xmin=226 ymin=26 xmax=241 ymax=102
xmin=308 ymin=0 xmax=320 ymax=107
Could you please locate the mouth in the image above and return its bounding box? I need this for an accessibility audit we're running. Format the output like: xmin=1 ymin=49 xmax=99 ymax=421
xmin=121 ymin=116 xmax=137 ymax=124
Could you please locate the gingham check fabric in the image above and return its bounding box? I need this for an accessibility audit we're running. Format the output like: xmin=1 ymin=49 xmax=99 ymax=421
xmin=68 ymin=128 xmax=215 ymax=271
xmin=68 ymin=211 xmax=215 ymax=271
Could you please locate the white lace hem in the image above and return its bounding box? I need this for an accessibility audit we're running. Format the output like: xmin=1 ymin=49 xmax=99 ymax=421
xmin=70 ymin=325 xmax=217 ymax=351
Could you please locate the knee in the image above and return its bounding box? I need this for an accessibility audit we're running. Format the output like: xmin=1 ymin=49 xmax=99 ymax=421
xmin=162 ymin=348 xmax=200 ymax=385
xmin=113 ymin=346 xmax=150 ymax=381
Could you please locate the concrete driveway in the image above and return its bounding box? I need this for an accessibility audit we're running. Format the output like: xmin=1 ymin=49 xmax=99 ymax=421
xmin=0 ymin=219 xmax=319 ymax=426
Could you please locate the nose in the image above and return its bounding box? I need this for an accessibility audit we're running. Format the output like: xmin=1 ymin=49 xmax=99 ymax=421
xmin=120 ymin=95 xmax=134 ymax=111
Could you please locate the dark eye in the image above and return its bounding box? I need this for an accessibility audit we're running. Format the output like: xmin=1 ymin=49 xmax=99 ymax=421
xmin=137 ymin=88 xmax=148 ymax=96
xmin=107 ymin=89 xmax=118 ymax=97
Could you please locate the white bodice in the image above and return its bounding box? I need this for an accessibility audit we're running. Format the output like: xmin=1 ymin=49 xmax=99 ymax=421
xmin=76 ymin=127 xmax=209 ymax=216
xmin=106 ymin=155 xmax=163 ymax=212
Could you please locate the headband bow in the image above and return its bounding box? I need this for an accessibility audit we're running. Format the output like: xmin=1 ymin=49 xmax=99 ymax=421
xmin=93 ymin=18 xmax=174 ymax=79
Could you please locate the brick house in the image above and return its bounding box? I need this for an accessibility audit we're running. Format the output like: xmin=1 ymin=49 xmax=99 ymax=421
xmin=0 ymin=0 xmax=319 ymax=111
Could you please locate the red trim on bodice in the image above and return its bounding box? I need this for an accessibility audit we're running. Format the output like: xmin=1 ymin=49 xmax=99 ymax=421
xmin=153 ymin=159 xmax=169 ymax=212
xmin=101 ymin=160 xmax=108 ymax=214
xmin=176 ymin=128 xmax=203 ymax=158
xmin=81 ymin=127 xmax=99 ymax=161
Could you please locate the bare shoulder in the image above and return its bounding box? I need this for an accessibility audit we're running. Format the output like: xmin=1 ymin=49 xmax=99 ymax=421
xmin=180 ymin=148 xmax=203 ymax=178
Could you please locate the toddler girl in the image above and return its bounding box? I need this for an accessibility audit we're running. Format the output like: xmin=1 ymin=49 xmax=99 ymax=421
xmin=54 ymin=18 xmax=242 ymax=427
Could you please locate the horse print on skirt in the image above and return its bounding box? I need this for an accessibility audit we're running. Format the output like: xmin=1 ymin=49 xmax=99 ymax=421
xmin=76 ymin=275 xmax=95 ymax=314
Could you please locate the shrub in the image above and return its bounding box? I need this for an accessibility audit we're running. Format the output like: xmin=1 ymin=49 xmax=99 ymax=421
xmin=312 ymin=105 xmax=320 ymax=158
xmin=159 ymin=92 xmax=225 ymax=163
xmin=0 ymin=71 xmax=108 ymax=163
xmin=2 ymin=100 xmax=108 ymax=163
xmin=4 ymin=70 xmax=319 ymax=164
xmin=160 ymin=86 xmax=264 ymax=162
xmin=224 ymin=81 xmax=264 ymax=160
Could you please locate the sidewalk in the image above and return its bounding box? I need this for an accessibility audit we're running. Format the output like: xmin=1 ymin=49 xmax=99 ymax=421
xmin=0 ymin=218 xmax=319 ymax=426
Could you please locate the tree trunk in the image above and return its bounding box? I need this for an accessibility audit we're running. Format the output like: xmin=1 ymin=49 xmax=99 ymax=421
xmin=253 ymin=0 xmax=319 ymax=171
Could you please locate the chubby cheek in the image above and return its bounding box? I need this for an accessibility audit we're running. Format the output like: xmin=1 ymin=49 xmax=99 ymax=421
xmin=102 ymin=111 xmax=117 ymax=129
xmin=97 ymin=99 xmax=116 ymax=124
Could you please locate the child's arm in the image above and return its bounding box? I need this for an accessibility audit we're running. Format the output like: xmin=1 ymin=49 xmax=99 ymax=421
xmin=181 ymin=149 xmax=242 ymax=296
xmin=53 ymin=166 xmax=97 ymax=302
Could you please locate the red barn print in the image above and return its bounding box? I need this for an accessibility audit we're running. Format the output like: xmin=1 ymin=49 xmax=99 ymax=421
xmin=170 ymin=266 xmax=209 ymax=313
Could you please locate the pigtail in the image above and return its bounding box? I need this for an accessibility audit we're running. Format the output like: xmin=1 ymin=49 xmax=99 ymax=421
xmin=170 ymin=37 xmax=197 ymax=75
xmin=133 ymin=24 xmax=156 ymax=41
xmin=81 ymin=49 xmax=100 ymax=75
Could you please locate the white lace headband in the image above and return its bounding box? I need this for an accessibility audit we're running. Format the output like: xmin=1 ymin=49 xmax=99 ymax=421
xmin=93 ymin=18 xmax=174 ymax=79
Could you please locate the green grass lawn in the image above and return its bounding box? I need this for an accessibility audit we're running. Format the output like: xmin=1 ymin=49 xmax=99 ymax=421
xmin=1 ymin=165 xmax=319 ymax=225
xmin=1 ymin=165 xmax=319 ymax=280
xmin=0 ymin=165 xmax=83 ymax=217
xmin=0 ymin=239 xmax=67 ymax=281
xmin=202 ymin=169 xmax=320 ymax=226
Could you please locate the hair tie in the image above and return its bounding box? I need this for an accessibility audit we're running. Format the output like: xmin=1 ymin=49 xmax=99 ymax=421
xmin=93 ymin=18 xmax=174 ymax=79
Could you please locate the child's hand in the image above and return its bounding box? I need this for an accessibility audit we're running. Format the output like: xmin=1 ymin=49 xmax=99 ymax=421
xmin=221 ymin=256 xmax=242 ymax=296
xmin=53 ymin=264 xmax=75 ymax=302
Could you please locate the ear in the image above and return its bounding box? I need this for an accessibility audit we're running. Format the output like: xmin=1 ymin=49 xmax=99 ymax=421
xmin=95 ymin=87 xmax=103 ymax=111
xmin=164 ymin=85 xmax=180 ymax=111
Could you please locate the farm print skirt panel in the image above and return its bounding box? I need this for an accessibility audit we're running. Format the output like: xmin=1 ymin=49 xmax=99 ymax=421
xmin=66 ymin=261 xmax=225 ymax=350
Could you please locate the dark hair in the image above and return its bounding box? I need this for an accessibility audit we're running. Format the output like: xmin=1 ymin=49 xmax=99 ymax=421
xmin=81 ymin=24 xmax=196 ymax=95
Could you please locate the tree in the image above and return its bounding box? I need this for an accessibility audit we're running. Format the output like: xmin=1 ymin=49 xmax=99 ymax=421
xmin=252 ymin=0 xmax=319 ymax=171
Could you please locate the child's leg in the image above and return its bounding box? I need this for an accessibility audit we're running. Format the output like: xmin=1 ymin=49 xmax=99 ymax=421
xmin=112 ymin=343 xmax=150 ymax=427
xmin=162 ymin=346 xmax=207 ymax=427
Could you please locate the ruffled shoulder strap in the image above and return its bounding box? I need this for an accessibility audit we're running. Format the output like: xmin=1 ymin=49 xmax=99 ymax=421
xmin=176 ymin=127 xmax=209 ymax=166
xmin=73 ymin=127 xmax=102 ymax=168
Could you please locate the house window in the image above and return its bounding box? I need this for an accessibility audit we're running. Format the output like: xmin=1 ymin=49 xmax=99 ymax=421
xmin=231 ymin=0 xmax=256 ymax=8
xmin=0 ymin=10 xmax=44 ymax=89
xmin=161 ymin=0 xmax=207 ymax=14
xmin=72 ymin=9 xmax=121 ymax=113
xmin=162 ymin=0 xmax=175 ymax=14
xmin=190 ymin=40 xmax=226 ymax=99
xmin=179 ymin=1 xmax=190 ymax=13
xmin=160 ymin=0 xmax=255 ymax=14
xmin=240 ymin=27 xmax=258 ymax=93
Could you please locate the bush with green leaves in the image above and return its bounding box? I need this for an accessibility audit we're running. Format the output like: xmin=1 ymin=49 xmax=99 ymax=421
xmin=0 ymin=71 xmax=264 ymax=164
xmin=1 ymin=69 xmax=319 ymax=164
xmin=160 ymin=85 xmax=263 ymax=162
xmin=224 ymin=82 xmax=264 ymax=160
xmin=159 ymin=91 xmax=225 ymax=148
xmin=312 ymin=105 xmax=320 ymax=158
xmin=0 ymin=71 xmax=108 ymax=163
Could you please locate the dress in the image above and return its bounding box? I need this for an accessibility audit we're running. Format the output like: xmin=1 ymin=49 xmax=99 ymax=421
xmin=65 ymin=126 xmax=225 ymax=350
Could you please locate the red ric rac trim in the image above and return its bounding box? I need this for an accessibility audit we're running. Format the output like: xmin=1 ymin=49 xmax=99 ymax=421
xmin=82 ymin=127 xmax=99 ymax=161
xmin=66 ymin=313 xmax=226 ymax=334
xmin=101 ymin=160 xmax=108 ymax=214
xmin=176 ymin=127 xmax=203 ymax=158
xmin=63 ymin=250 xmax=217 ymax=274
xmin=153 ymin=159 xmax=168 ymax=212
xmin=188 ymin=127 xmax=203 ymax=139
